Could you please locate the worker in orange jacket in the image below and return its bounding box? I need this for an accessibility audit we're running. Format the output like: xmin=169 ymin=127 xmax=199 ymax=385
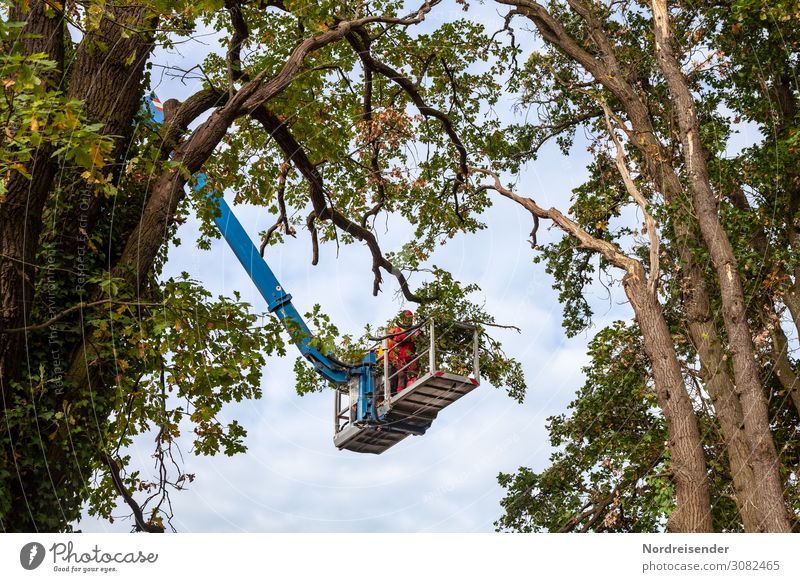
xmin=381 ymin=310 xmax=417 ymax=394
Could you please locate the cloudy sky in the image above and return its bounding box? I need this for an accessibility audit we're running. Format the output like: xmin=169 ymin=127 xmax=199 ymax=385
xmin=77 ymin=0 xmax=757 ymax=533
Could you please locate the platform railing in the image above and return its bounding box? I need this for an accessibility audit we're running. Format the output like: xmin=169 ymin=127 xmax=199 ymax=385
xmin=432 ymin=321 xmax=480 ymax=382
xmin=333 ymin=378 xmax=357 ymax=436
xmin=380 ymin=318 xmax=480 ymax=403
xmin=333 ymin=318 xmax=480 ymax=436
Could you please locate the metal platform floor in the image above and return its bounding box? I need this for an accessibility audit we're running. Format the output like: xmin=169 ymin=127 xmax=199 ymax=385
xmin=333 ymin=371 xmax=479 ymax=454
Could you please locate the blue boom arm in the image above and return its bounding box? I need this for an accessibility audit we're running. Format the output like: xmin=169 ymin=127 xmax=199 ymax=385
xmin=203 ymin=177 xmax=350 ymax=384
xmin=147 ymin=96 xmax=350 ymax=385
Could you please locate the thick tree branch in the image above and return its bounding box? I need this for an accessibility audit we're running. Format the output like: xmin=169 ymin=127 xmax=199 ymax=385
xmin=224 ymin=0 xmax=249 ymax=86
xmin=158 ymin=89 xmax=230 ymax=151
xmin=565 ymin=0 xmax=623 ymax=71
xmin=470 ymin=167 xmax=640 ymax=275
xmin=117 ymin=1 xmax=440 ymax=293
xmin=498 ymin=0 xmax=629 ymax=99
xmin=239 ymin=1 xmax=441 ymax=112
xmin=116 ymin=6 xmax=426 ymax=292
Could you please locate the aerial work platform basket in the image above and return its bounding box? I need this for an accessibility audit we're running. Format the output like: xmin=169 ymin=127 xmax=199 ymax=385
xmin=333 ymin=320 xmax=481 ymax=454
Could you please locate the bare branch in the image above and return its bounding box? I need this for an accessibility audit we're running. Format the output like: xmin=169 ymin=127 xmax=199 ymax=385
xmin=259 ymin=159 xmax=295 ymax=256
xmin=469 ymin=167 xmax=640 ymax=275
xmin=101 ymin=453 xmax=164 ymax=533
xmin=600 ymin=101 xmax=660 ymax=295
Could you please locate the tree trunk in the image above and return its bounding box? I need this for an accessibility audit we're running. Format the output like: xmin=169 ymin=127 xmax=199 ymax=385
xmin=505 ymin=0 xmax=716 ymax=530
xmin=624 ymin=266 xmax=713 ymax=532
xmin=0 ymin=3 xmax=160 ymax=533
xmin=45 ymin=4 xmax=156 ymax=260
xmin=0 ymin=1 xmax=64 ymax=380
xmin=680 ymin=253 xmax=761 ymax=530
xmin=651 ymin=0 xmax=789 ymax=532
xmin=725 ymin=186 xmax=800 ymax=419
xmin=503 ymin=0 xmax=787 ymax=531
xmin=483 ymin=173 xmax=715 ymax=532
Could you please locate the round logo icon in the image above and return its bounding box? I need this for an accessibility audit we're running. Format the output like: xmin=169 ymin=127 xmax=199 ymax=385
xmin=20 ymin=542 xmax=46 ymax=570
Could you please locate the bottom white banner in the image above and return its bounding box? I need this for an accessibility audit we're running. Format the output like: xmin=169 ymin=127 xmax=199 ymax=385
xmin=1 ymin=533 xmax=797 ymax=581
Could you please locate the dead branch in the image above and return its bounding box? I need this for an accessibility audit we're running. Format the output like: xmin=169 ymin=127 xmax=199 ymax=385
xmin=259 ymin=159 xmax=294 ymax=256
xmin=101 ymin=453 xmax=164 ymax=533
xmin=306 ymin=211 xmax=320 ymax=265
xmin=600 ymin=101 xmax=660 ymax=295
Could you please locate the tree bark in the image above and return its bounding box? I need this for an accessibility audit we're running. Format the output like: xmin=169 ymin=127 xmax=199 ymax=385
xmin=726 ymin=186 xmax=800 ymax=419
xmin=624 ymin=269 xmax=714 ymax=532
xmin=771 ymin=325 xmax=800 ymax=418
xmin=46 ymin=3 xmax=157 ymax=258
xmin=0 ymin=1 xmax=67 ymax=532
xmin=680 ymin=256 xmax=760 ymax=530
xmin=0 ymin=1 xmax=64 ymax=380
